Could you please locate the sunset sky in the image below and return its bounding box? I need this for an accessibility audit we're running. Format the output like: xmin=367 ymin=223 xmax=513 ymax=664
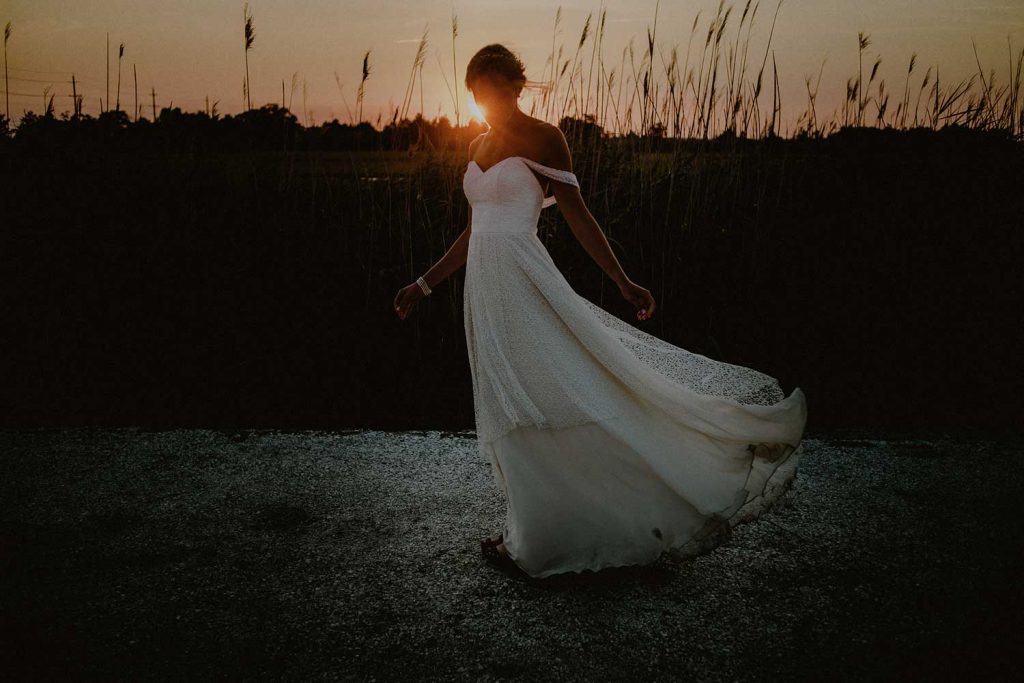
xmin=3 ymin=0 xmax=1023 ymax=135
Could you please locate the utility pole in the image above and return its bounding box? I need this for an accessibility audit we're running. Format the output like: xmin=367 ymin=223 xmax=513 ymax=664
xmin=3 ymin=22 xmax=12 ymax=121
xmin=116 ymin=42 xmax=123 ymax=111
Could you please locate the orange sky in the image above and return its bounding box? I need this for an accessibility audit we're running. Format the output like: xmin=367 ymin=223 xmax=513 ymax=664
xmin=3 ymin=1 xmax=1023 ymax=135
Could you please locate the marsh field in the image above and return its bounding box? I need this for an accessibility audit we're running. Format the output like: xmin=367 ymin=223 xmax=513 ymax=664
xmin=2 ymin=0 xmax=1022 ymax=434
xmin=2 ymin=122 xmax=1021 ymax=434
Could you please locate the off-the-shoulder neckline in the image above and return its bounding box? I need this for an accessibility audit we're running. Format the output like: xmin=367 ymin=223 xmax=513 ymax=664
xmin=467 ymin=155 xmax=573 ymax=177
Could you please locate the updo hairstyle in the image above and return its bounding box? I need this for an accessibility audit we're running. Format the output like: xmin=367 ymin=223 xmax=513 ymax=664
xmin=465 ymin=44 xmax=528 ymax=97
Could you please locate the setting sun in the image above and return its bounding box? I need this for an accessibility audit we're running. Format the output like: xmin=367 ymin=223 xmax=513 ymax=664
xmin=1 ymin=1 xmax=1021 ymax=133
xmin=466 ymin=92 xmax=485 ymax=124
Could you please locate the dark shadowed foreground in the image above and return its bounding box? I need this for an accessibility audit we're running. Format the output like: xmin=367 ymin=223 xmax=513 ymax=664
xmin=1 ymin=428 xmax=1021 ymax=681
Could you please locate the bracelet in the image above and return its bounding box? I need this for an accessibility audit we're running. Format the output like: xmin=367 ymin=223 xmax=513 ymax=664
xmin=415 ymin=276 xmax=432 ymax=296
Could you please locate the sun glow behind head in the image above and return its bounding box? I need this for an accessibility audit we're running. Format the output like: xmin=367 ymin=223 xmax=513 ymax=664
xmin=467 ymin=93 xmax=486 ymax=124
xmin=466 ymin=89 xmax=542 ymax=127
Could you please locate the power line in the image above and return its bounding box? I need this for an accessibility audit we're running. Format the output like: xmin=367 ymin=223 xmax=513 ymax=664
xmin=5 ymin=68 xmax=129 ymax=89
xmin=7 ymin=65 xmax=86 ymax=75
xmin=8 ymin=76 xmax=70 ymax=83
xmin=0 ymin=89 xmax=236 ymax=107
xmin=7 ymin=75 xmax=104 ymax=86
xmin=0 ymin=89 xmax=77 ymax=98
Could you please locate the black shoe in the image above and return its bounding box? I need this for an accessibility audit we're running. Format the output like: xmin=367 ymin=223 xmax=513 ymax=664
xmin=481 ymin=541 xmax=529 ymax=578
xmin=480 ymin=532 xmax=503 ymax=549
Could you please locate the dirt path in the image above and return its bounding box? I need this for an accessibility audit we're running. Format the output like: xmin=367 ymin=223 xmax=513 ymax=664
xmin=1 ymin=428 xmax=1021 ymax=680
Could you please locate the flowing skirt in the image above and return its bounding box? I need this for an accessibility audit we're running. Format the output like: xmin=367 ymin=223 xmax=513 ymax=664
xmin=464 ymin=230 xmax=807 ymax=579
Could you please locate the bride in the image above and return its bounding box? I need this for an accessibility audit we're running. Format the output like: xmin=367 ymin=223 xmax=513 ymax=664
xmin=393 ymin=44 xmax=808 ymax=580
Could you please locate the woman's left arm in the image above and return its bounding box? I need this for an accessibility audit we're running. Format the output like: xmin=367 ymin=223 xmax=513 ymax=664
xmin=558 ymin=194 xmax=628 ymax=288
xmin=546 ymin=129 xmax=656 ymax=320
xmin=542 ymin=128 xmax=629 ymax=287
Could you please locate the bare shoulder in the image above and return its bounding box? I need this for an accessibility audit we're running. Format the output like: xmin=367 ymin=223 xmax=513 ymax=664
xmin=538 ymin=123 xmax=572 ymax=171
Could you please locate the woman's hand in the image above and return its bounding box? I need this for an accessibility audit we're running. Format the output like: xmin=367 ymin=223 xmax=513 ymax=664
xmin=393 ymin=282 xmax=425 ymax=320
xmin=619 ymin=279 xmax=656 ymax=321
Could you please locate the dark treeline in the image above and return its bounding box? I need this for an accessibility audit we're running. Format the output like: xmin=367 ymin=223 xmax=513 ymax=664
xmin=0 ymin=105 xmax=476 ymax=155
xmin=1 ymin=111 xmax=1021 ymax=433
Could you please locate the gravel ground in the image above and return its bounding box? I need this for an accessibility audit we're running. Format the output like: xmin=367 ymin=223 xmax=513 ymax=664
xmin=1 ymin=427 xmax=1022 ymax=681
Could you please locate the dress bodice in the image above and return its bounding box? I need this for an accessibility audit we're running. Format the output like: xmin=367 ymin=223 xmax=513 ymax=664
xmin=463 ymin=156 xmax=580 ymax=235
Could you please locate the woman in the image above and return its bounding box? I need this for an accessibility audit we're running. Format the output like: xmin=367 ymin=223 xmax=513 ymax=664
xmin=393 ymin=44 xmax=807 ymax=580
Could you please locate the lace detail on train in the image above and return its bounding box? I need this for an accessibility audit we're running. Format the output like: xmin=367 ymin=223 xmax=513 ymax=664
xmin=576 ymin=297 xmax=786 ymax=405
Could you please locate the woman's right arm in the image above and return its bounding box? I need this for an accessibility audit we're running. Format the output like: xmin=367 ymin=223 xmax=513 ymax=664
xmin=416 ymin=209 xmax=472 ymax=292
xmin=393 ymin=209 xmax=471 ymax=320
xmin=412 ymin=133 xmax=484 ymax=290
xmin=393 ymin=136 xmax=481 ymax=319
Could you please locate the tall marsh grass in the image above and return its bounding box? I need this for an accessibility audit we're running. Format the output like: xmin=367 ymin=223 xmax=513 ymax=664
xmin=3 ymin=1 xmax=1022 ymax=138
xmin=1 ymin=2 xmax=1022 ymax=432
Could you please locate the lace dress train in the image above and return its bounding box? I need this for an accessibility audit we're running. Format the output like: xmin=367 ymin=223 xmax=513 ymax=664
xmin=462 ymin=155 xmax=807 ymax=579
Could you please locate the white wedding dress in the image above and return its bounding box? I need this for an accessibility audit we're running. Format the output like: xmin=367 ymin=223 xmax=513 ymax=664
xmin=462 ymin=155 xmax=808 ymax=579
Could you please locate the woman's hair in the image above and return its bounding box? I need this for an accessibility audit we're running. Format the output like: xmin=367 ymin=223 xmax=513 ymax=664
xmin=465 ymin=44 xmax=534 ymax=97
